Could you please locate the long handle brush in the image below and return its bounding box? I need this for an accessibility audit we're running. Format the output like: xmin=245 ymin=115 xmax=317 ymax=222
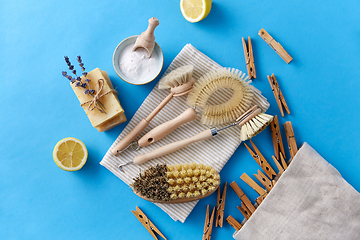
xmin=118 ymin=106 xmax=273 ymax=170
xmin=111 ymin=65 xmax=195 ymax=155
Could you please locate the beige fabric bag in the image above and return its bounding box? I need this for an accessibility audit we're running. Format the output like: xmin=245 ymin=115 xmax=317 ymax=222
xmin=234 ymin=142 xmax=360 ymax=240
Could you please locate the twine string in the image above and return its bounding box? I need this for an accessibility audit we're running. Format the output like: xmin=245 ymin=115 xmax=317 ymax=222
xmin=80 ymin=78 xmax=117 ymax=114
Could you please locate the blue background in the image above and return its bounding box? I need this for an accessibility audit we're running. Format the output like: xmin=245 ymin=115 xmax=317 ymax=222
xmin=1 ymin=0 xmax=360 ymax=239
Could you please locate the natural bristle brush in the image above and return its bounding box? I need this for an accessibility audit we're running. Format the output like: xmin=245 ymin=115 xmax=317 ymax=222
xmin=131 ymin=163 xmax=220 ymax=203
xmin=131 ymin=105 xmax=273 ymax=165
xmin=137 ymin=68 xmax=254 ymax=148
xmin=111 ymin=65 xmax=195 ymax=156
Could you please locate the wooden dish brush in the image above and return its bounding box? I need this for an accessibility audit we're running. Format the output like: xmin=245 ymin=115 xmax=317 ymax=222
xmin=131 ymin=163 xmax=220 ymax=203
xmin=132 ymin=105 xmax=273 ymax=165
xmin=137 ymin=67 xmax=254 ymax=148
xmin=111 ymin=65 xmax=195 ymax=155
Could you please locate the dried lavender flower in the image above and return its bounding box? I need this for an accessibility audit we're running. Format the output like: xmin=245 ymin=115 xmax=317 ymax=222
xmin=62 ymin=55 xmax=106 ymax=113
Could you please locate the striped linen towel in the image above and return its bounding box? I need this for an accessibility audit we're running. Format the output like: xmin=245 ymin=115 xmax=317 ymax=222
xmin=100 ymin=44 xmax=270 ymax=223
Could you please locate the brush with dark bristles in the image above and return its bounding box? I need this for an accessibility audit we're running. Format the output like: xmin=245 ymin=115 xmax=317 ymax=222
xmin=131 ymin=163 xmax=220 ymax=203
xmin=131 ymin=105 xmax=273 ymax=165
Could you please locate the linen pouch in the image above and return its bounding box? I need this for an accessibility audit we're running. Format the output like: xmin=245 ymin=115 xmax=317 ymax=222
xmin=234 ymin=142 xmax=360 ymax=240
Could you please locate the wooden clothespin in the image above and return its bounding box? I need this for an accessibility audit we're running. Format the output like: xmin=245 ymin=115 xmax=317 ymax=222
xmin=203 ymin=205 xmax=215 ymax=240
xmin=242 ymin=36 xmax=256 ymax=79
xmin=280 ymin=152 xmax=288 ymax=170
xmin=240 ymin=173 xmax=267 ymax=199
xmin=131 ymin=206 xmax=167 ymax=240
xmin=272 ymin=156 xmax=285 ymax=176
xmin=226 ymin=215 xmax=242 ymax=231
xmin=270 ymin=115 xmax=286 ymax=160
xmin=268 ymin=74 xmax=290 ymax=117
xmin=253 ymin=170 xmax=273 ymax=192
xmin=255 ymin=195 xmax=266 ymax=206
xmin=237 ymin=203 xmax=252 ymax=220
xmin=215 ymin=182 xmax=227 ymax=228
xmin=284 ymin=121 xmax=298 ymax=161
xmin=244 ymin=139 xmax=277 ymax=179
xmin=230 ymin=181 xmax=256 ymax=214
xmin=258 ymin=28 xmax=293 ymax=64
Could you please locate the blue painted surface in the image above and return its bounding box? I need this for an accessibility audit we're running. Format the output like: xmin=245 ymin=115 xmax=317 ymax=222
xmin=1 ymin=0 xmax=360 ymax=239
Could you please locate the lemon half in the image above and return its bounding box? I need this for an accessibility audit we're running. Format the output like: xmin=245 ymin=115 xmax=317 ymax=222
xmin=180 ymin=0 xmax=212 ymax=23
xmin=53 ymin=137 xmax=88 ymax=171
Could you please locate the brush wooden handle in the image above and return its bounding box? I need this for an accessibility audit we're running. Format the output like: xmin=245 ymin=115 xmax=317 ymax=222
xmin=138 ymin=108 xmax=197 ymax=147
xmin=111 ymin=119 xmax=150 ymax=155
xmin=111 ymin=93 xmax=175 ymax=156
xmin=133 ymin=129 xmax=214 ymax=164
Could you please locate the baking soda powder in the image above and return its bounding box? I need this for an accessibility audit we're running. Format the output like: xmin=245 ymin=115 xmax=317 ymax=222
xmin=119 ymin=43 xmax=159 ymax=83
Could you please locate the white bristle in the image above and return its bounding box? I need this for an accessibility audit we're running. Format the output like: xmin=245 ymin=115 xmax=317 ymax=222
xmin=240 ymin=113 xmax=273 ymax=141
xmin=158 ymin=65 xmax=194 ymax=89
xmin=186 ymin=67 xmax=253 ymax=126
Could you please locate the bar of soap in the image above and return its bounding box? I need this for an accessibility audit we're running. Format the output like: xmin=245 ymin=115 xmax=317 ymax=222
xmin=70 ymin=68 xmax=126 ymax=132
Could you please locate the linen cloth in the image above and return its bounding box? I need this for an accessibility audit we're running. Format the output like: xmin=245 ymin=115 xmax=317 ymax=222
xmin=234 ymin=142 xmax=360 ymax=240
xmin=100 ymin=44 xmax=269 ymax=223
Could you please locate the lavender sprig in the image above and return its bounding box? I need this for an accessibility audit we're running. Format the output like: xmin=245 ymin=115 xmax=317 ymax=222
xmin=62 ymin=55 xmax=106 ymax=113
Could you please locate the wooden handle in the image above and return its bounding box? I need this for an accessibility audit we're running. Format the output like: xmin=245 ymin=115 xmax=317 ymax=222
xmin=111 ymin=119 xmax=149 ymax=155
xmin=138 ymin=108 xmax=197 ymax=147
xmin=146 ymin=92 xmax=174 ymax=121
xmin=133 ymin=129 xmax=214 ymax=165
xmin=144 ymin=17 xmax=159 ymax=41
xmin=111 ymin=92 xmax=174 ymax=155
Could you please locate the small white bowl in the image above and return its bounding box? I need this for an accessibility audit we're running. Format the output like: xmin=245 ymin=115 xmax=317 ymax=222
xmin=112 ymin=35 xmax=164 ymax=85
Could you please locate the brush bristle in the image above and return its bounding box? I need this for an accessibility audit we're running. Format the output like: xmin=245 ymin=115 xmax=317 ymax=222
xmin=131 ymin=163 xmax=220 ymax=202
xmin=166 ymin=163 xmax=220 ymax=200
xmin=187 ymin=68 xmax=253 ymax=126
xmin=240 ymin=113 xmax=273 ymax=141
xmin=158 ymin=65 xmax=194 ymax=89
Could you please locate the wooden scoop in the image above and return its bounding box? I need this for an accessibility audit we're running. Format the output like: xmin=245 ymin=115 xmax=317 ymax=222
xmin=133 ymin=17 xmax=159 ymax=58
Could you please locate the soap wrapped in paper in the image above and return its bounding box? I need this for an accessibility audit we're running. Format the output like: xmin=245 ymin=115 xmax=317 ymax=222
xmin=70 ymin=68 xmax=126 ymax=131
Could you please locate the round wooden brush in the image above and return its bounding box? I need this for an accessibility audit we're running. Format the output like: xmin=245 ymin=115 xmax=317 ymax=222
xmin=111 ymin=65 xmax=195 ymax=156
xmin=131 ymin=163 xmax=220 ymax=203
xmin=137 ymin=68 xmax=253 ymax=148
xmin=132 ymin=105 xmax=273 ymax=164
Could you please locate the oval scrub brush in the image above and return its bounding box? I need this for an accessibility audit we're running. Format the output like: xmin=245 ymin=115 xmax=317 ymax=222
xmin=111 ymin=65 xmax=195 ymax=155
xmin=131 ymin=105 xmax=273 ymax=165
xmin=131 ymin=163 xmax=220 ymax=203
xmin=137 ymin=68 xmax=253 ymax=148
